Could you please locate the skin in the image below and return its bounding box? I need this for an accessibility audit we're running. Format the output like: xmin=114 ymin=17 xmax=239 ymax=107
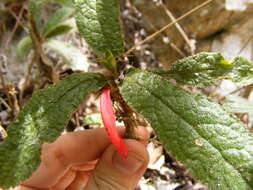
xmin=20 ymin=127 xmax=150 ymax=190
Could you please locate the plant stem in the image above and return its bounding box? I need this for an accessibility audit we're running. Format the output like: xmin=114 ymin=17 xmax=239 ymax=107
xmin=110 ymin=81 xmax=138 ymax=139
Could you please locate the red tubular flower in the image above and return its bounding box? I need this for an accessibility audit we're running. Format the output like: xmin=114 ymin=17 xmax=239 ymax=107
xmin=100 ymin=88 xmax=129 ymax=158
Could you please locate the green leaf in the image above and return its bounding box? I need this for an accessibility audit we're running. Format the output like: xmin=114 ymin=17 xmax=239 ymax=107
xmin=84 ymin=113 xmax=102 ymax=126
xmin=169 ymin=52 xmax=253 ymax=87
xmin=45 ymin=24 xmax=73 ymax=38
xmin=120 ymin=68 xmax=253 ymax=190
xmin=75 ymin=0 xmax=124 ymax=56
xmin=223 ymin=95 xmax=253 ymax=114
xmin=230 ymin=57 xmax=253 ymax=86
xmin=100 ymin=51 xmax=117 ymax=73
xmin=17 ymin=36 xmax=33 ymax=60
xmin=45 ymin=39 xmax=89 ymax=71
xmin=0 ymin=73 xmax=105 ymax=188
xmin=42 ymin=7 xmax=73 ymax=38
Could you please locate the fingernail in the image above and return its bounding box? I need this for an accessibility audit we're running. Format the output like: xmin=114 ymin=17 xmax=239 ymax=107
xmin=113 ymin=152 xmax=143 ymax=174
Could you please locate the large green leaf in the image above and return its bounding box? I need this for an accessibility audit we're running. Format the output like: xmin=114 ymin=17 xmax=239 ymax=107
xmin=120 ymin=68 xmax=253 ymax=190
xmin=42 ymin=7 xmax=74 ymax=38
xmin=75 ymin=0 xmax=124 ymax=56
xmin=0 ymin=73 xmax=105 ymax=188
xmin=169 ymin=52 xmax=253 ymax=87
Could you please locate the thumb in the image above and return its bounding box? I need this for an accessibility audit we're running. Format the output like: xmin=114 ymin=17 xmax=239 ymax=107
xmin=86 ymin=139 xmax=149 ymax=190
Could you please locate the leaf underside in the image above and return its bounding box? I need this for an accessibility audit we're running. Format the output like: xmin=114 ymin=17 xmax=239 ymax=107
xmin=120 ymin=68 xmax=253 ymax=190
xmin=0 ymin=73 xmax=105 ymax=188
xmin=75 ymin=0 xmax=124 ymax=56
xmin=45 ymin=39 xmax=89 ymax=72
xmin=223 ymin=95 xmax=253 ymax=114
xmin=169 ymin=52 xmax=253 ymax=87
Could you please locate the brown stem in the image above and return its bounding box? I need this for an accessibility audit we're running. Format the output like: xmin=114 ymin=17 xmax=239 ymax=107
xmin=109 ymin=81 xmax=138 ymax=139
xmin=28 ymin=13 xmax=43 ymax=48
xmin=27 ymin=13 xmax=55 ymax=86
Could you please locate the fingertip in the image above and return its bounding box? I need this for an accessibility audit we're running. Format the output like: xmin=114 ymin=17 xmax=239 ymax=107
xmin=124 ymin=139 xmax=150 ymax=164
xmin=111 ymin=139 xmax=150 ymax=176
xmin=85 ymin=139 xmax=149 ymax=190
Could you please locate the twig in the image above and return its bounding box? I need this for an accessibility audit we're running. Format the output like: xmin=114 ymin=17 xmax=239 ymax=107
xmin=0 ymin=55 xmax=14 ymax=110
xmin=167 ymin=39 xmax=186 ymax=57
xmin=29 ymin=13 xmax=55 ymax=83
xmin=8 ymin=8 xmax=29 ymax=33
xmin=243 ymin=84 xmax=253 ymax=99
xmin=144 ymin=17 xmax=186 ymax=57
xmin=123 ymin=0 xmax=214 ymax=56
xmin=237 ymin=35 xmax=253 ymax=56
xmin=19 ymin=53 xmax=37 ymax=102
xmin=5 ymin=5 xmax=26 ymax=47
xmin=29 ymin=13 xmax=43 ymax=48
xmin=161 ymin=4 xmax=195 ymax=55
xmin=8 ymin=84 xmax=20 ymax=115
xmin=0 ymin=97 xmax=11 ymax=112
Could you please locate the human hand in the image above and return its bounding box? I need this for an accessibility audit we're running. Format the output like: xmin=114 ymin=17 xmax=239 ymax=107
xmin=20 ymin=127 xmax=149 ymax=190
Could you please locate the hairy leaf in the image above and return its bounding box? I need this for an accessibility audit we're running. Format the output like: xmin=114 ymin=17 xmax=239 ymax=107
xmin=120 ymin=68 xmax=253 ymax=189
xmin=0 ymin=73 xmax=105 ymax=188
xmin=75 ymin=0 xmax=124 ymax=56
xmin=17 ymin=37 xmax=33 ymax=60
xmin=169 ymin=52 xmax=253 ymax=87
xmin=45 ymin=39 xmax=89 ymax=71
xmin=42 ymin=7 xmax=73 ymax=38
xmin=223 ymin=95 xmax=253 ymax=114
xmin=101 ymin=51 xmax=117 ymax=73
xmin=231 ymin=57 xmax=253 ymax=86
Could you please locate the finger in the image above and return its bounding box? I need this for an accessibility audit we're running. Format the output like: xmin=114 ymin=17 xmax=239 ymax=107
xmin=86 ymin=139 xmax=149 ymax=190
xmin=51 ymin=170 xmax=76 ymax=190
xmin=66 ymin=171 xmax=90 ymax=190
xmin=23 ymin=128 xmax=114 ymax=188
xmin=19 ymin=185 xmax=43 ymax=190
xmin=23 ymin=127 xmax=148 ymax=189
xmin=71 ymin=160 xmax=98 ymax=171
